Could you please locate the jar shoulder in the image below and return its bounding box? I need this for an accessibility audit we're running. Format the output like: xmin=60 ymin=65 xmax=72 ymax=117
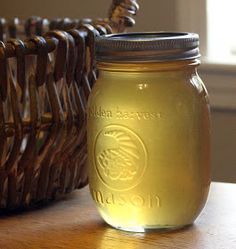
xmin=89 ymin=71 xmax=208 ymax=103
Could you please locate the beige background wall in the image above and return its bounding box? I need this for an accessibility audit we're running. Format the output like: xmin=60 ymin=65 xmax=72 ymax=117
xmin=0 ymin=0 xmax=235 ymax=183
xmin=210 ymin=111 xmax=236 ymax=183
xmin=0 ymin=0 xmax=177 ymax=31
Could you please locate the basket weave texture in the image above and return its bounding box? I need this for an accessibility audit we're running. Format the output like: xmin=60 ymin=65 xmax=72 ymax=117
xmin=0 ymin=0 xmax=139 ymax=210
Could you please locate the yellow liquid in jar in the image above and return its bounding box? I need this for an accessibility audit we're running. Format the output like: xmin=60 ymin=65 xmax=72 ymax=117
xmin=87 ymin=62 xmax=210 ymax=232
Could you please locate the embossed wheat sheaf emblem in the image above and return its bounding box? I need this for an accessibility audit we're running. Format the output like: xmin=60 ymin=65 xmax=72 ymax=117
xmin=98 ymin=130 xmax=139 ymax=181
xmin=94 ymin=125 xmax=147 ymax=191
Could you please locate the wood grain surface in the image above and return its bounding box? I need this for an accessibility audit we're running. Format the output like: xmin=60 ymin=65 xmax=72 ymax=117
xmin=0 ymin=182 xmax=235 ymax=249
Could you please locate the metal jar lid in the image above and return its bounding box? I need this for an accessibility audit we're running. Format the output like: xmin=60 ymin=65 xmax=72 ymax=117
xmin=95 ymin=32 xmax=200 ymax=62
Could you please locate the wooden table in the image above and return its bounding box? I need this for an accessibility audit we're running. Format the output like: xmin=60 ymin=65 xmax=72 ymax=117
xmin=0 ymin=182 xmax=235 ymax=249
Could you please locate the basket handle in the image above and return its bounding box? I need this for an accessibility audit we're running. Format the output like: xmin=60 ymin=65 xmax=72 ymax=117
xmin=108 ymin=0 xmax=139 ymax=33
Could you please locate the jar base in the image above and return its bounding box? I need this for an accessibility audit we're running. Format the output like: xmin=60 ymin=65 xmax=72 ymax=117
xmin=107 ymin=223 xmax=192 ymax=233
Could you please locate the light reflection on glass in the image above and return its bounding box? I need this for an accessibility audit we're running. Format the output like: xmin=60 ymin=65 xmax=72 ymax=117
xmin=137 ymin=83 xmax=148 ymax=90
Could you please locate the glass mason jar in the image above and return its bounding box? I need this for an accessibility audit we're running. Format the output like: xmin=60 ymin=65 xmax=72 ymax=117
xmin=87 ymin=32 xmax=211 ymax=232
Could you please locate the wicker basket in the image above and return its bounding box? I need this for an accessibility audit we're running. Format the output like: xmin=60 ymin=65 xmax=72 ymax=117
xmin=0 ymin=0 xmax=139 ymax=210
